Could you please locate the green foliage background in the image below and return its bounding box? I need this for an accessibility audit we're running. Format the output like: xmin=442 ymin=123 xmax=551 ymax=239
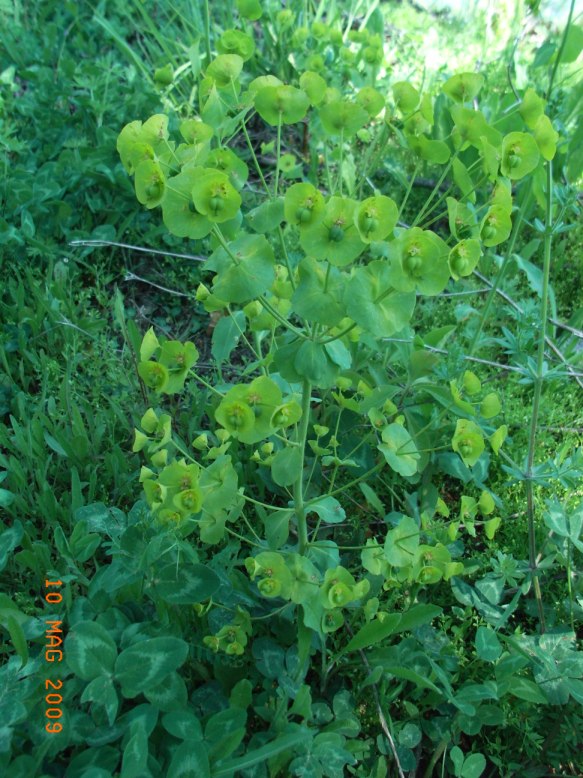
xmin=1 ymin=1 xmax=582 ymax=776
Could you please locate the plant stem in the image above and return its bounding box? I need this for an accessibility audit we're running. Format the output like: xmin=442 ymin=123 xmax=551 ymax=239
xmin=412 ymin=157 xmax=454 ymax=227
xmin=467 ymin=183 xmax=532 ymax=356
xmin=241 ymin=115 xmax=270 ymax=196
xmin=203 ymin=0 xmax=211 ymax=63
xmin=525 ymin=161 xmax=553 ymax=634
xmin=398 ymin=161 xmax=421 ymax=221
xmin=338 ymin=129 xmax=344 ymax=196
xmin=547 ymin=0 xmax=576 ymax=99
xmin=295 ymin=380 xmax=312 ymax=555
xmin=275 ymin=114 xmax=282 ymax=198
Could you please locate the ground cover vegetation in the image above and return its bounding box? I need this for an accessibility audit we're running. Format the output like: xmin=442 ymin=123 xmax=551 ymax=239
xmin=1 ymin=0 xmax=583 ymax=776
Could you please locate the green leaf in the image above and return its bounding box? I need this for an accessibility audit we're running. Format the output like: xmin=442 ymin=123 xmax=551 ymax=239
xmin=168 ymin=741 xmax=210 ymax=778
xmin=443 ymin=72 xmax=484 ymax=103
xmin=339 ymin=613 xmax=402 ymax=657
xmin=390 ymin=227 xmax=451 ymax=295
xmin=80 ymin=676 xmax=119 ymax=725
xmin=145 ymin=672 xmax=187 ymax=712
xmin=121 ymin=725 xmax=148 ymax=778
xmin=209 ymin=234 xmax=276 ymax=304
xmin=3 ymin=614 xmax=28 ymax=666
xmin=163 ymin=710 xmax=203 ymax=741
xmin=393 ymin=81 xmax=419 ymax=113
xmin=379 ymin=423 xmax=420 ymax=477
xmin=412 ymin=134 xmax=451 ymax=164
xmin=355 ymin=196 xmax=398 ymax=243
xmin=192 ymin=169 xmax=241 ymax=222
xmin=206 ymin=708 xmax=246 ymax=764
xmin=255 ymin=85 xmax=310 ymax=125
xmin=213 ymin=730 xmax=310 ymax=777
xmin=271 ymin=447 xmax=302 ymax=487
xmin=264 ymin=509 xmax=292 ymax=549
xmin=153 ymin=563 xmax=221 ymax=604
xmin=0 ymin=521 xmax=23 ymax=572
xmin=519 ymin=88 xmax=546 ymax=129
xmin=534 ymin=114 xmax=559 ymax=161
xmin=293 ymin=340 xmax=339 ymax=386
xmin=475 ymin=626 xmax=502 ymax=662
xmin=345 ymin=260 xmax=416 ymax=338
xmin=212 ymin=311 xmax=246 ymax=365
xmin=206 ymin=54 xmax=243 ymax=87
xmin=307 ymin=496 xmax=346 ymax=524
xmin=359 ymin=483 xmax=384 ymax=516
xmin=135 ymin=159 xmax=166 ymax=209
xmin=500 ymin=132 xmax=540 ymax=179
xmin=162 ymin=168 xmax=212 ymax=239
xmin=246 ymin=198 xmax=285 ymax=233
xmin=560 ymin=24 xmax=583 ymax=63
xmin=299 ymin=196 xmax=365 ymax=266
xmin=395 ymin=604 xmax=442 ymax=633
xmin=291 ymin=257 xmax=346 ymax=327
xmin=452 ymin=157 xmax=476 ymax=202
xmin=461 ymin=753 xmax=486 ymax=778
xmin=449 ymin=239 xmax=481 ymax=280
xmin=65 ymin=621 xmax=117 ymax=681
xmin=384 ymin=516 xmax=419 ymax=566
xmin=319 ymin=100 xmax=368 ymax=137
xmin=115 ymin=637 xmax=189 ymax=698
xmin=284 ymin=183 xmax=325 ymax=227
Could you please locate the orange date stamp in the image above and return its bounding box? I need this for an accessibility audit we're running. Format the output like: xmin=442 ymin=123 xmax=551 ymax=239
xmin=44 ymin=579 xmax=65 ymax=733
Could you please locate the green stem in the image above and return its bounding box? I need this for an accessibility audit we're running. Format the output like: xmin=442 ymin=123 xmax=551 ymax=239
xmin=203 ymin=0 xmax=211 ymax=63
xmin=277 ymin=225 xmax=297 ymax=291
xmin=190 ymin=370 xmax=225 ymax=397
xmin=319 ymin=461 xmax=384 ymax=501
xmin=547 ymin=0 xmax=576 ymax=99
xmin=525 ymin=161 xmax=553 ymax=634
xmin=295 ymin=380 xmax=313 ymax=555
xmin=241 ymin=115 xmax=270 ymax=196
xmin=467 ymin=184 xmax=533 ymax=356
xmin=338 ymin=129 xmax=344 ymax=196
xmin=412 ymin=158 xmax=454 ymax=227
xmin=275 ymin=114 xmax=282 ymax=198
xmin=398 ymin=161 xmax=421 ymax=221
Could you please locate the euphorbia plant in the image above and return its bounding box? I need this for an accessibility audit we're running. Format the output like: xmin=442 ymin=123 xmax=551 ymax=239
xmin=116 ymin=30 xmax=562 ymax=772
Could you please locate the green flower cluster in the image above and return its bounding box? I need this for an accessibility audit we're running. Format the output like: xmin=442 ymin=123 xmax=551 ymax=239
xmin=246 ymin=553 xmax=370 ymax=635
xmin=215 ymin=376 xmax=302 ymax=444
xmin=137 ymin=328 xmax=198 ymax=395
xmin=203 ymin=607 xmax=252 ymax=656
xmin=448 ymin=370 xmax=507 ymax=467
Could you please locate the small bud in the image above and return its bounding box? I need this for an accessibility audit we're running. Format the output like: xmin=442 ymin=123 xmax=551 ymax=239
xmin=192 ymin=433 xmax=208 ymax=450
